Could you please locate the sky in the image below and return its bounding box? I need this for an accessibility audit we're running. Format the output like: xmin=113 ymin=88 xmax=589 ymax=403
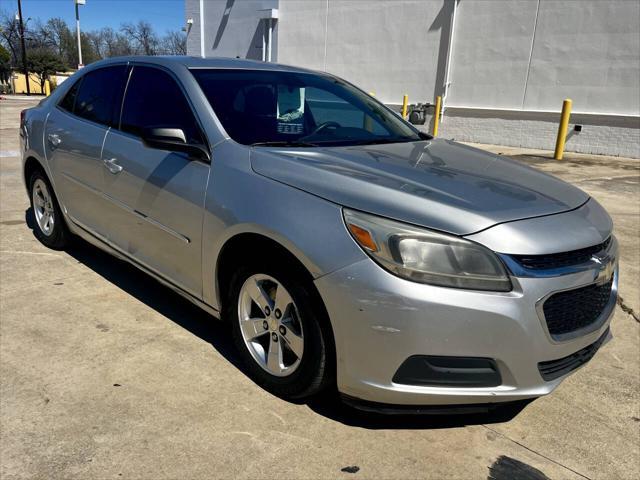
xmin=4 ymin=0 xmax=185 ymax=35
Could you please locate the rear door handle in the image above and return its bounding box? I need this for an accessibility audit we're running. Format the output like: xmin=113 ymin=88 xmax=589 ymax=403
xmin=47 ymin=133 xmax=61 ymax=146
xmin=104 ymin=157 xmax=123 ymax=174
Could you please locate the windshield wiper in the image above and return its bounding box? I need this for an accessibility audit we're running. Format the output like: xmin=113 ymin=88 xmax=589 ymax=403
xmin=250 ymin=140 xmax=318 ymax=147
xmin=348 ymin=136 xmax=420 ymax=146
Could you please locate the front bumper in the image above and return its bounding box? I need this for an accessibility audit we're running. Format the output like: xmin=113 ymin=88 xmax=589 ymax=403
xmin=315 ymin=250 xmax=617 ymax=406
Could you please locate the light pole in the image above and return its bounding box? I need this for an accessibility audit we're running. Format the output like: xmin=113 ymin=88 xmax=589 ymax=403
xmin=16 ymin=0 xmax=30 ymax=95
xmin=75 ymin=0 xmax=85 ymax=69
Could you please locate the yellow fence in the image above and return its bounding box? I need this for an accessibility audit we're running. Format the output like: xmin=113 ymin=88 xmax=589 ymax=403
xmin=11 ymin=73 xmax=47 ymax=95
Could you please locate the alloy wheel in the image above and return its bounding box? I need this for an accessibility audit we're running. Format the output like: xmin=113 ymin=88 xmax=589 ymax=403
xmin=237 ymin=274 xmax=304 ymax=377
xmin=32 ymin=178 xmax=55 ymax=236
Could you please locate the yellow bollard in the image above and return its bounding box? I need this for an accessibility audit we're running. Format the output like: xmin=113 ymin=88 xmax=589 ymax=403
xmin=432 ymin=95 xmax=442 ymax=137
xmin=401 ymin=94 xmax=409 ymax=119
xmin=554 ymin=99 xmax=572 ymax=160
xmin=44 ymin=80 xmax=51 ymax=96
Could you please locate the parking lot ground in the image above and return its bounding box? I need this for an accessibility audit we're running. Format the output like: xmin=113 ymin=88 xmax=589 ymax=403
xmin=1 ymin=97 xmax=639 ymax=479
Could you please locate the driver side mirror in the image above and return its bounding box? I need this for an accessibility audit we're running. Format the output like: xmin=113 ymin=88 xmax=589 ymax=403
xmin=141 ymin=128 xmax=210 ymax=161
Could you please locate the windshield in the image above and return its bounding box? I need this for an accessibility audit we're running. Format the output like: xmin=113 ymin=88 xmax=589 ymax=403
xmin=191 ymin=69 xmax=422 ymax=147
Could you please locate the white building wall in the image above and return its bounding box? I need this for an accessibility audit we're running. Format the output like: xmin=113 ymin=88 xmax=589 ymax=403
xmin=278 ymin=0 xmax=448 ymax=105
xmin=188 ymin=0 xmax=278 ymax=60
xmin=186 ymin=0 xmax=640 ymax=157
xmin=446 ymin=0 xmax=539 ymax=109
xmin=440 ymin=0 xmax=640 ymax=156
xmin=273 ymin=0 xmax=326 ymax=71
xmin=522 ymin=0 xmax=640 ymax=114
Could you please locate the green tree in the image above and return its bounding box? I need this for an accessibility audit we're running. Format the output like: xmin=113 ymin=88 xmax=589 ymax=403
xmin=0 ymin=44 xmax=11 ymax=84
xmin=26 ymin=48 xmax=65 ymax=91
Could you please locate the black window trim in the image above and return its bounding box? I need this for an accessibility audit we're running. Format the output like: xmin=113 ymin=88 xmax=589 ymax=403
xmin=55 ymin=62 xmax=130 ymax=130
xmin=117 ymin=62 xmax=211 ymax=157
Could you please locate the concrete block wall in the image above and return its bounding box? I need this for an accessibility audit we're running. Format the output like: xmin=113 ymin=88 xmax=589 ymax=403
xmin=439 ymin=109 xmax=640 ymax=158
xmin=401 ymin=107 xmax=640 ymax=158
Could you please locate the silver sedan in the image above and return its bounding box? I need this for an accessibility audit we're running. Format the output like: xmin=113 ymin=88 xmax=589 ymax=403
xmin=20 ymin=56 xmax=617 ymax=413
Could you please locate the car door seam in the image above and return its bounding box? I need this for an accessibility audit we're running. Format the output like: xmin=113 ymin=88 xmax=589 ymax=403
xmin=100 ymin=126 xmax=111 ymax=161
xmin=199 ymin=159 xmax=214 ymax=303
xmin=42 ymin=111 xmax=51 ymax=163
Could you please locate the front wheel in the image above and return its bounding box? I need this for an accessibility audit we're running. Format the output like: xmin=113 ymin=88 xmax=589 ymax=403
xmin=227 ymin=263 xmax=333 ymax=400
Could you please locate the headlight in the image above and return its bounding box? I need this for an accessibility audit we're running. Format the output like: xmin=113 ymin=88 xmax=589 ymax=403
xmin=343 ymin=209 xmax=511 ymax=291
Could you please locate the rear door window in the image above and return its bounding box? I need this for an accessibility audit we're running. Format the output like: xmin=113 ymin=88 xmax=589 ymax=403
xmin=120 ymin=66 xmax=204 ymax=145
xmin=73 ymin=65 xmax=128 ymax=127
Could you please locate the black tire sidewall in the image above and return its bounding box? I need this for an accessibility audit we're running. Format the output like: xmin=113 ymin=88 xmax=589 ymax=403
xmin=227 ymin=262 xmax=330 ymax=400
xmin=29 ymin=170 xmax=67 ymax=250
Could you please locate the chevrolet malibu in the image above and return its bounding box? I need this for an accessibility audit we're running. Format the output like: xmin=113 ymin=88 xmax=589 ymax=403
xmin=20 ymin=57 xmax=617 ymax=412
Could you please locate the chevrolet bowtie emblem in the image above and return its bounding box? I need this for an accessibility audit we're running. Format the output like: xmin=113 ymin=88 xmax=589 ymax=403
xmin=592 ymin=254 xmax=615 ymax=285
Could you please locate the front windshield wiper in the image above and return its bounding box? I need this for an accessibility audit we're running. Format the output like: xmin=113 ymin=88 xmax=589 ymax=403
xmin=346 ymin=136 xmax=420 ymax=146
xmin=250 ymin=140 xmax=318 ymax=148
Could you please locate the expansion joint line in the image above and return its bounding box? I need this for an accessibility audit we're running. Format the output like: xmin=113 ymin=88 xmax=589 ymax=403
xmin=481 ymin=425 xmax=592 ymax=480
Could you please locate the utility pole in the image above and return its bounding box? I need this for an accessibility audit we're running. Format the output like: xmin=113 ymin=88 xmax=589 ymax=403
xmin=17 ymin=0 xmax=30 ymax=95
xmin=75 ymin=0 xmax=85 ymax=69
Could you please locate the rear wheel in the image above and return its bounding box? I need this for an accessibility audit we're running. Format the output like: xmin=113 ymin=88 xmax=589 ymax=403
xmin=227 ymin=262 xmax=333 ymax=400
xmin=28 ymin=170 xmax=69 ymax=250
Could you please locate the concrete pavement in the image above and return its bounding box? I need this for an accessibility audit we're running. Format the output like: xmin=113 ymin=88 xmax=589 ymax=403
xmin=1 ymin=97 xmax=638 ymax=479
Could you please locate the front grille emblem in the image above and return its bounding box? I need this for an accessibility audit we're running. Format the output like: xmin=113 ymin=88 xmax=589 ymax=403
xmin=592 ymin=254 xmax=615 ymax=285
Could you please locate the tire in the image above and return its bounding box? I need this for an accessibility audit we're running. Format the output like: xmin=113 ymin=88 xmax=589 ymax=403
xmin=227 ymin=260 xmax=334 ymax=400
xmin=28 ymin=169 xmax=69 ymax=250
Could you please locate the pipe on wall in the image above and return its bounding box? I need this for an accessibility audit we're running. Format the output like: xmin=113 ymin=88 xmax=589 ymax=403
xmin=441 ymin=0 xmax=458 ymax=123
xmin=199 ymin=0 xmax=205 ymax=57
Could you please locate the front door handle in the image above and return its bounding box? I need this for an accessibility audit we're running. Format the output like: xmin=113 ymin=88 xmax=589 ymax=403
xmin=104 ymin=157 xmax=123 ymax=174
xmin=47 ymin=133 xmax=61 ymax=147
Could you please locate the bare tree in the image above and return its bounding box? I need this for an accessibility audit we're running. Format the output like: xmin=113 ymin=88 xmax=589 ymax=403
xmin=103 ymin=27 xmax=135 ymax=57
xmin=161 ymin=30 xmax=186 ymax=55
xmin=2 ymin=9 xmax=185 ymax=71
xmin=121 ymin=21 xmax=158 ymax=56
xmin=42 ymin=18 xmax=74 ymax=60
xmin=0 ymin=10 xmax=21 ymax=65
xmin=86 ymin=30 xmax=105 ymax=59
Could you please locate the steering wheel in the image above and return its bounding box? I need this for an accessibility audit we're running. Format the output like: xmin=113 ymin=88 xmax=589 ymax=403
xmin=310 ymin=121 xmax=341 ymax=136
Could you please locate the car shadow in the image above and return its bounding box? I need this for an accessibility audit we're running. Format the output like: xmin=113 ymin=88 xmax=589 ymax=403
xmin=26 ymin=208 xmax=532 ymax=429
xmin=64 ymin=236 xmax=245 ymax=372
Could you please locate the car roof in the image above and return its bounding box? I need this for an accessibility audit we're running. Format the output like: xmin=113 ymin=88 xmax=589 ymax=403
xmin=84 ymin=55 xmax=319 ymax=75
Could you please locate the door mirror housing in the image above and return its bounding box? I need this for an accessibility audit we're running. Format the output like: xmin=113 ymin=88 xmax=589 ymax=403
xmin=141 ymin=128 xmax=210 ymax=161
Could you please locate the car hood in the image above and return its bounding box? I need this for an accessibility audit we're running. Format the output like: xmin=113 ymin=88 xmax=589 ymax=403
xmin=250 ymin=139 xmax=589 ymax=235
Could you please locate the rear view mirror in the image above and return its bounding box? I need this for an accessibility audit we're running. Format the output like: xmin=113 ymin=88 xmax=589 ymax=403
xmin=141 ymin=128 xmax=210 ymax=161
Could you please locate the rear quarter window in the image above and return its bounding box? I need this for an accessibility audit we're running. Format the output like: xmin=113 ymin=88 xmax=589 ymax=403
xmin=59 ymin=79 xmax=81 ymax=113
